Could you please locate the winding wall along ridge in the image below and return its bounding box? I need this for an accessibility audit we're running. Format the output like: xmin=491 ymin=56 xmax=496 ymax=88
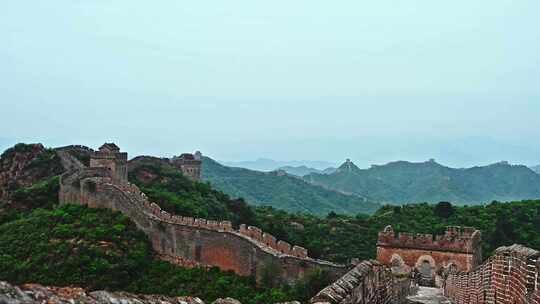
xmin=59 ymin=167 xmax=347 ymax=284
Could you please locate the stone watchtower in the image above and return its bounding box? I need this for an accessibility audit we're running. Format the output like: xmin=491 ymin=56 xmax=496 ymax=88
xmin=376 ymin=225 xmax=482 ymax=287
xmin=171 ymin=151 xmax=202 ymax=181
xmin=90 ymin=143 xmax=128 ymax=183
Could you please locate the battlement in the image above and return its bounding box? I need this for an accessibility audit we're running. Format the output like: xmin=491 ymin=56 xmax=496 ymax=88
xmin=310 ymin=260 xmax=413 ymax=304
xmin=89 ymin=143 xmax=128 ymax=183
xmin=59 ymin=166 xmax=341 ymax=280
xmin=120 ymin=180 xmax=311 ymax=259
xmin=444 ymin=244 xmax=540 ymax=304
xmin=377 ymin=225 xmax=481 ymax=254
xmin=171 ymin=152 xmax=202 ymax=181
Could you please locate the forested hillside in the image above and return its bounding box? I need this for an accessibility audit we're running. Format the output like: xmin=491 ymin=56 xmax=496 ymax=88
xmin=305 ymin=159 xmax=540 ymax=205
xmin=201 ymin=157 xmax=379 ymax=215
xmin=1 ymin=143 xmax=540 ymax=303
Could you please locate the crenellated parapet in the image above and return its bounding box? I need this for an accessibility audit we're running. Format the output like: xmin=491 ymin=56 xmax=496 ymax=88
xmin=444 ymin=244 xmax=540 ymax=304
xmin=112 ymin=180 xmax=311 ymax=259
xmin=59 ymin=159 xmax=344 ymax=284
xmin=310 ymin=260 xmax=413 ymax=304
xmin=376 ymin=225 xmax=483 ymax=285
xmin=377 ymin=225 xmax=481 ymax=254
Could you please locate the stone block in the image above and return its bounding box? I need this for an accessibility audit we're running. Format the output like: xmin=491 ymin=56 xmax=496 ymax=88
xmin=247 ymin=226 xmax=263 ymax=241
xmin=184 ymin=217 xmax=194 ymax=225
xmin=277 ymin=241 xmax=291 ymax=254
xmin=292 ymin=246 xmax=308 ymax=258
xmin=239 ymin=224 xmax=249 ymax=236
xmin=262 ymin=233 xmax=277 ymax=248
xmin=220 ymin=221 xmax=233 ymax=231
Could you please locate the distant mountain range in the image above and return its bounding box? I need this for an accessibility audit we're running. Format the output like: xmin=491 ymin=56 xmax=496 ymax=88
xmin=532 ymin=165 xmax=540 ymax=174
xmin=304 ymin=159 xmax=540 ymax=205
xmin=221 ymin=158 xmax=337 ymax=172
xmin=202 ymin=157 xmax=380 ymax=215
xmin=277 ymin=165 xmax=336 ymax=177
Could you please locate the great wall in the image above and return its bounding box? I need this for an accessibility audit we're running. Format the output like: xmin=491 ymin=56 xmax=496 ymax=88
xmin=377 ymin=225 xmax=483 ymax=286
xmin=57 ymin=145 xmax=350 ymax=283
xmin=444 ymin=244 xmax=540 ymax=304
xmin=55 ymin=144 xmax=540 ymax=304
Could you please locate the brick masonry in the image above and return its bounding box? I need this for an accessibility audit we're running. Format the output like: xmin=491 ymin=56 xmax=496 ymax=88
xmin=58 ymin=149 xmax=347 ymax=285
xmin=309 ymin=260 xmax=413 ymax=304
xmin=444 ymin=244 xmax=540 ymax=304
xmin=377 ymin=225 xmax=482 ymax=286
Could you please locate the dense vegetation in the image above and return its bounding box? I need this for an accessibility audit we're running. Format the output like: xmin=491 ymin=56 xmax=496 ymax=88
xmin=0 ymin=143 xmax=63 ymax=224
xmin=201 ymin=157 xmax=380 ymax=216
xmin=129 ymin=163 xmax=259 ymax=227
xmin=131 ymin=162 xmax=540 ymax=263
xmin=305 ymin=159 xmax=540 ymax=206
xmin=0 ymin=145 xmax=329 ymax=303
xmin=253 ymin=200 xmax=540 ymax=263
xmin=0 ymin=176 xmax=59 ymax=224
xmin=0 ymin=204 xmax=304 ymax=303
xmin=2 ymin=143 xmax=540 ymax=303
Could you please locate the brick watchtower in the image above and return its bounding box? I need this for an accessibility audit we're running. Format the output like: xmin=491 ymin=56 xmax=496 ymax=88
xmin=377 ymin=225 xmax=482 ymax=287
xmin=171 ymin=151 xmax=202 ymax=181
xmin=89 ymin=143 xmax=128 ymax=183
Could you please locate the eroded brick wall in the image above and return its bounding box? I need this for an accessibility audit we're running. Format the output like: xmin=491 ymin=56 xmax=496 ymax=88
xmin=444 ymin=244 xmax=540 ymax=304
xmin=310 ymin=260 xmax=413 ymax=304
xmin=59 ymin=169 xmax=347 ymax=284
xmin=377 ymin=226 xmax=481 ymax=272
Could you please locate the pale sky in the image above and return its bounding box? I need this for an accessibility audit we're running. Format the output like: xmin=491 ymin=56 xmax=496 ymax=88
xmin=1 ymin=1 xmax=539 ymax=167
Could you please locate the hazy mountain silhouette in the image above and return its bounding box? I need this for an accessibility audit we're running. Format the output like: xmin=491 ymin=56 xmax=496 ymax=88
xmin=220 ymin=158 xmax=337 ymax=172
xmin=304 ymin=159 xmax=540 ymax=205
xmin=277 ymin=165 xmax=336 ymax=177
xmin=202 ymin=157 xmax=379 ymax=215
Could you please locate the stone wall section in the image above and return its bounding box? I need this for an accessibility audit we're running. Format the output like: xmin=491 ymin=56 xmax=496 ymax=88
xmin=444 ymin=244 xmax=540 ymax=304
xmin=377 ymin=225 xmax=482 ymax=274
xmin=56 ymin=149 xmax=86 ymax=171
xmin=377 ymin=226 xmax=481 ymax=255
xmin=59 ymin=168 xmax=347 ymax=284
xmin=310 ymin=260 xmax=413 ymax=304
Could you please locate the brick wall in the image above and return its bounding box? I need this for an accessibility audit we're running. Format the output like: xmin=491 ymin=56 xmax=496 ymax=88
xmin=59 ymin=168 xmax=347 ymax=285
xmin=377 ymin=225 xmax=482 ymax=272
xmin=444 ymin=244 xmax=539 ymax=304
xmin=310 ymin=260 xmax=413 ymax=304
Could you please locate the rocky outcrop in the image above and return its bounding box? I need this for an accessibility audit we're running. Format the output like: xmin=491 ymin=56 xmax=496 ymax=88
xmin=212 ymin=298 xmax=243 ymax=304
xmin=0 ymin=281 xmax=205 ymax=304
xmin=0 ymin=143 xmax=63 ymax=202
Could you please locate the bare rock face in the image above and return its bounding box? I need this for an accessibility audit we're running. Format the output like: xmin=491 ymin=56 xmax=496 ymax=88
xmin=212 ymin=298 xmax=243 ymax=304
xmin=0 ymin=281 xmax=205 ymax=304
xmin=0 ymin=143 xmax=63 ymax=202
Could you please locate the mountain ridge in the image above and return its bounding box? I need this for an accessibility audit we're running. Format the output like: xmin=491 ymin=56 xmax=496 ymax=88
xmin=221 ymin=158 xmax=337 ymax=172
xmin=305 ymin=159 xmax=540 ymax=205
xmin=201 ymin=156 xmax=379 ymax=215
xmin=277 ymin=165 xmax=336 ymax=177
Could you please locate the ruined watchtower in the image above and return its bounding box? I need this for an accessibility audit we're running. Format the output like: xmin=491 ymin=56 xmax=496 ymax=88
xmin=171 ymin=151 xmax=202 ymax=181
xmin=377 ymin=226 xmax=482 ymax=287
xmin=90 ymin=143 xmax=128 ymax=183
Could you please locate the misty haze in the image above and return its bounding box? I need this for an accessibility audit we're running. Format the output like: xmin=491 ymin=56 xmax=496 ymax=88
xmin=2 ymin=1 xmax=539 ymax=303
